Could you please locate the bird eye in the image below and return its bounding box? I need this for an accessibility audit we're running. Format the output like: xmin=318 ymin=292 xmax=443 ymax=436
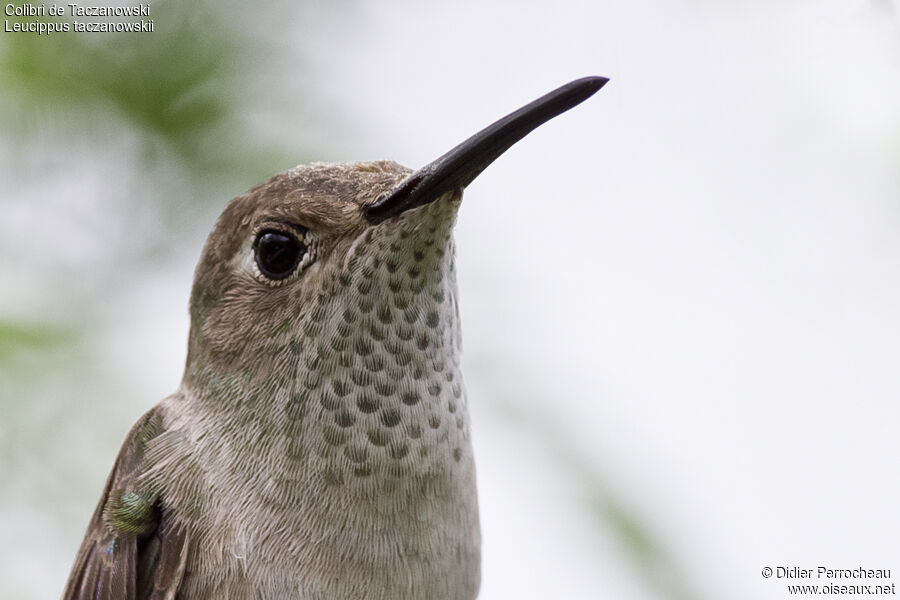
xmin=254 ymin=229 xmax=307 ymax=280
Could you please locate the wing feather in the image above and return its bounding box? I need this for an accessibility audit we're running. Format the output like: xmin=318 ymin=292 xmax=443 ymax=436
xmin=62 ymin=407 xmax=189 ymax=600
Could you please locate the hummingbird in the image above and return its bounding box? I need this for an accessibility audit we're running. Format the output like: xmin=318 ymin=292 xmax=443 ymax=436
xmin=63 ymin=76 xmax=608 ymax=600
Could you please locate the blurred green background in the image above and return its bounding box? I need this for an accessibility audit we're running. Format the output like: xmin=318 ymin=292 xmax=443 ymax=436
xmin=2 ymin=1 xmax=899 ymax=599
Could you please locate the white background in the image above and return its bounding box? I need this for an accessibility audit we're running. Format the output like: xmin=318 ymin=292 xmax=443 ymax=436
xmin=2 ymin=1 xmax=899 ymax=598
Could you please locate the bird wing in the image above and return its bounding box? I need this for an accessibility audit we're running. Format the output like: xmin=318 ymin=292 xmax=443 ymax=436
xmin=63 ymin=406 xmax=190 ymax=600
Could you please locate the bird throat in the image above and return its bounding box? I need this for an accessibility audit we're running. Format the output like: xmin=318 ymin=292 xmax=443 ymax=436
xmin=165 ymin=196 xmax=480 ymax=597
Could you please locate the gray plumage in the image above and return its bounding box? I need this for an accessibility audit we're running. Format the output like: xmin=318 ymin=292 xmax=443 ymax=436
xmin=65 ymin=162 xmax=479 ymax=599
xmin=63 ymin=76 xmax=608 ymax=600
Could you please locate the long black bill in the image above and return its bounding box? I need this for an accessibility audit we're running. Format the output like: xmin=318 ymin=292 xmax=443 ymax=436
xmin=365 ymin=76 xmax=609 ymax=224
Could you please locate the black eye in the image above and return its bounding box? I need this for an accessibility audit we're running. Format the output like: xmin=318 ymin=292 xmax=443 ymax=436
xmin=254 ymin=229 xmax=307 ymax=280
